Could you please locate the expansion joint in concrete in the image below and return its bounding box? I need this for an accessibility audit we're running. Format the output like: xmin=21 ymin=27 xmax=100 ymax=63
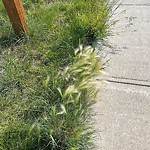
xmin=106 ymin=76 xmax=150 ymax=88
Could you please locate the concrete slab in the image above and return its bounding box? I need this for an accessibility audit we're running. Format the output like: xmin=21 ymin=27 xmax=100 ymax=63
xmin=93 ymin=83 xmax=150 ymax=150
xmin=104 ymin=5 xmax=150 ymax=81
xmin=93 ymin=0 xmax=150 ymax=150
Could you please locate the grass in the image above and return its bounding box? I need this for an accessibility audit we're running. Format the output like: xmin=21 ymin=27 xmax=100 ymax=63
xmin=0 ymin=0 xmax=113 ymax=149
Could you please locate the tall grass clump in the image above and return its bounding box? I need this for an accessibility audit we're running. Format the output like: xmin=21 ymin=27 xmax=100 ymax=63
xmin=0 ymin=0 xmax=113 ymax=149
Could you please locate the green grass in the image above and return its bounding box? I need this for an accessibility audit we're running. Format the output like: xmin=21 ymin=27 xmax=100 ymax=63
xmin=0 ymin=0 xmax=113 ymax=149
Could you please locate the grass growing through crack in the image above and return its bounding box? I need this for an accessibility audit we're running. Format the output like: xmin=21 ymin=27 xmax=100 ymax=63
xmin=0 ymin=0 xmax=112 ymax=149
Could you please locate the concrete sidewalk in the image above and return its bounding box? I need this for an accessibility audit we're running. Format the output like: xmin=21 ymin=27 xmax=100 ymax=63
xmin=93 ymin=0 xmax=150 ymax=149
